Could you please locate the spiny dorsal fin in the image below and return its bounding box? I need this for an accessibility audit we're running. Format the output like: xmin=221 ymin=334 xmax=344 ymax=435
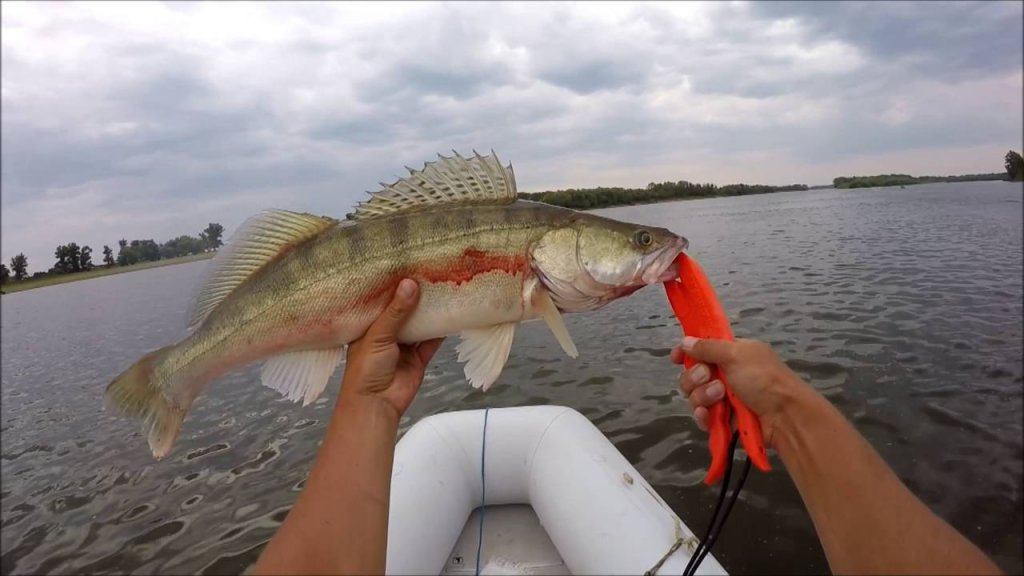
xmin=350 ymin=150 xmax=517 ymax=221
xmin=187 ymin=209 xmax=338 ymax=330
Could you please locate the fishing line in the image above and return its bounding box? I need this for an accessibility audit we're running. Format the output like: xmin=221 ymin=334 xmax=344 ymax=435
xmin=683 ymin=432 xmax=738 ymax=576
xmin=475 ymin=407 xmax=490 ymax=576
xmin=682 ymin=431 xmax=751 ymax=576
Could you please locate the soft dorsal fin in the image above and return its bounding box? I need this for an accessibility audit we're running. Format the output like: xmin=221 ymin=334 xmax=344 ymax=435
xmin=350 ymin=150 xmax=518 ymax=221
xmin=187 ymin=209 xmax=338 ymax=329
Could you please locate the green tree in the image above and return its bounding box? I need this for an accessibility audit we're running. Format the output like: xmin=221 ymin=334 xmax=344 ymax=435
xmin=102 ymin=245 xmax=115 ymax=267
xmin=66 ymin=243 xmax=82 ymax=272
xmin=1005 ymin=150 xmax=1023 ymax=181
xmin=11 ymin=253 xmax=28 ymax=280
xmin=54 ymin=244 xmax=69 ymax=273
xmin=136 ymin=239 xmax=160 ymax=262
xmin=201 ymin=223 xmax=224 ymax=250
xmin=117 ymin=239 xmax=135 ymax=266
xmin=160 ymin=235 xmax=205 ymax=259
xmin=80 ymin=245 xmax=93 ymax=271
xmin=1 ymin=263 xmax=9 ymax=284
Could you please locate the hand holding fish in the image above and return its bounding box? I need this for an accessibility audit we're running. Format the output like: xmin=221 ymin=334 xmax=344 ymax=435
xmin=254 ymin=279 xmax=443 ymax=576
xmin=339 ymin=278 xmax=445 ymax=420
xmin=671 ymin=336 xmax=811 ymax=449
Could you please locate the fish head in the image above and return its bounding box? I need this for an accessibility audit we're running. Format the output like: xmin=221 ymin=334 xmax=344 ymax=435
xmin=531 ymin=214 xmax=687 ymax=312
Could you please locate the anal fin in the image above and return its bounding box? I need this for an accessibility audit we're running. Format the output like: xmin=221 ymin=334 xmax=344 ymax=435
xmin=261 ymin=347 xmax=345 ymax=406
xmin=456 ymin=323 xmax=517 ymax=392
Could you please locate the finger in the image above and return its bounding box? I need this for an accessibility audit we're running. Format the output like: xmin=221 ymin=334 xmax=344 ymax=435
xmin=679 ymin=363 xmax=711 ymax=395
xmin=415 ymin=337 xmax=445 ymax=365
xmin=680 ymin=336 xmax=735 ymax=365
xmin=694 ymin=406 xmax=709 ymax=432
xmin=366 ymin=279 xmax=419 ymax=343
xmin=670 ymin=345 xmax=687 ymax=365
xmin=688 ymin=379 xmax=725 ymax=409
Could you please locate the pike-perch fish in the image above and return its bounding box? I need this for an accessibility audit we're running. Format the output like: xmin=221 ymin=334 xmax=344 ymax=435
xmin=106 ymin=152 xmax=688 ymax=457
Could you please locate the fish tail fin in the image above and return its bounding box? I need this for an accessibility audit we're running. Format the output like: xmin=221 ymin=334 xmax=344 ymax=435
xmin=104 ymin=345 xmax=188 ymax=459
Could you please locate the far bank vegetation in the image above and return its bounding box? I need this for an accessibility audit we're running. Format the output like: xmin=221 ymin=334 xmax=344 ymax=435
xmin=1 ymin=223 xmax=224 ymax=292
xmin=831 ymin=150 xmax=1022 ymax=189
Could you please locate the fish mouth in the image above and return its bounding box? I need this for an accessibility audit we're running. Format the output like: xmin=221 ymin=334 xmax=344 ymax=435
xmin=642 ymin=235 xmax=688 ymax=284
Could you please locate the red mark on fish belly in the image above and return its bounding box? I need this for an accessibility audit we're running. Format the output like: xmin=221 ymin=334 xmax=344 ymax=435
xmin=412 ymin=248 xmax=527 ymax=285
xmin=357 ymin=248 xmax=528 ymax=305
xmin=413 ymin=248 xmax=528 ymax=286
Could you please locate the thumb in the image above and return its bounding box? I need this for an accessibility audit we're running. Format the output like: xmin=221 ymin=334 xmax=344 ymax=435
xmin=681 ymin=336 xmax=735 ymax=365
xmin=366 ymin=278 xmax=420 ymax=344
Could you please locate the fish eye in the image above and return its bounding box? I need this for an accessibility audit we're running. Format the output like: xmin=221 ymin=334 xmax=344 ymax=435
xmin=634 ymin=229 xmax=653 ymax=247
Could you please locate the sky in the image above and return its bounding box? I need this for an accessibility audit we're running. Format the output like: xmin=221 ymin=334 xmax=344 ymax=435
xmin=2 ymin=1 xmax=1022 ymax=273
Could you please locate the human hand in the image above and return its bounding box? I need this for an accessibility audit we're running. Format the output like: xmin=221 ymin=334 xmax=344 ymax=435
xmin=670 ymin=336 xmax=811 ymax=448
xmin=340 ymin=278 xmax=445 ymax=420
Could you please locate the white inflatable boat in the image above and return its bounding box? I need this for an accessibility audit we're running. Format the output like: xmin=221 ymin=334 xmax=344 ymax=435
xmin=386 ymin=405 xmax=727 ymax=575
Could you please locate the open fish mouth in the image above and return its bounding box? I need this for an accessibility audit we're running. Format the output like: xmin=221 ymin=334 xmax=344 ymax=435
xmin=643 ymin=235 xmax=688 ymax=284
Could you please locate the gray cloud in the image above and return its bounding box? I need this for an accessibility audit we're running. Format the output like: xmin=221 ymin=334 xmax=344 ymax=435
xmin=2 ymin=1 xmax=1021 ymax=272
xmin=752 ymin=1 xmax=1023 ymax=80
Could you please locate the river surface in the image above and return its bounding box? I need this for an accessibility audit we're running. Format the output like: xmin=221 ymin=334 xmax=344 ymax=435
xmin=2 ymin=181 xmax=1022 ymax=575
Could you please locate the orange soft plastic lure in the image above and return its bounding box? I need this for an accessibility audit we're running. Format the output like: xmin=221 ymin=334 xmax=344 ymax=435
xmin=664 ymin=253 xmax=772 ymax=484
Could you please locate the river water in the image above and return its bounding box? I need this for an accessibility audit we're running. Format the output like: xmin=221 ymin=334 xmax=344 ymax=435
xmin=2 ymin=182 xmax=1022 ymax=574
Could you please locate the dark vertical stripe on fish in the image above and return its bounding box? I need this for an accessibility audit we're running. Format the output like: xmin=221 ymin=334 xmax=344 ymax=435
xmin=463 ymin=206 xmax=477 ymax=233
xmin=347 ymin=221 xmax=367 ymax=259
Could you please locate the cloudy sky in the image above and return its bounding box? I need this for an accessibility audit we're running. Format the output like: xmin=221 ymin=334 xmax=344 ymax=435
xmin=2 ymin=1 xmax=1022 ymax=272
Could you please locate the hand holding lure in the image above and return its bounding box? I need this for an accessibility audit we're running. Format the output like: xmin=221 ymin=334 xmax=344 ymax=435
xmin=663 ymin=253 xmax=771 ymax=484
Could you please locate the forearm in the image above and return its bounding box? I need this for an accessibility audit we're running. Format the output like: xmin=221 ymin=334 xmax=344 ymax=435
xmin=253 ymin=393 xmax=399 ymax=575
xmin=776 ymin=383 xmax=1001 ymax=575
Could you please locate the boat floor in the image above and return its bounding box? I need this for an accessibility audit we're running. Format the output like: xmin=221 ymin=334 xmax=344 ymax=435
xmin=440 ymin=504 xmax=570 ymax=575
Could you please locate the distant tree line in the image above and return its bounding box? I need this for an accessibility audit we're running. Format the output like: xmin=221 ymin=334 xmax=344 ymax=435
xmin=833 ymin=173 xmax=1007 ymax=189
xmin=835 ymin=150 xmax=1023 ymax=189
xmin=1 ymin=223 xmax=224 ymax=286
xmin=518 ymin=181 xmax=808 ymax=210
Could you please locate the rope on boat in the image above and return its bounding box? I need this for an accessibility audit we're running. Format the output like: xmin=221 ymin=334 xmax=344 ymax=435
xmin=475 ymin=407 xmax=490 ymax=576
xmin=645 ymin=535 xmax=684 ymax=575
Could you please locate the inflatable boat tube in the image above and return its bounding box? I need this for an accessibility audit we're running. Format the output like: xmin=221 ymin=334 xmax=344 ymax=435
xmin=386 ymin=405 xmax=727 ymax=575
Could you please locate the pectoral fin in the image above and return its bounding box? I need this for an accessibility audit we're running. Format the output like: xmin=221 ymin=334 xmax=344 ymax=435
xmin=533 ymin=287 xmax=579 ymax=358
xmin=456 ymin=323 xmax=517 ymax=392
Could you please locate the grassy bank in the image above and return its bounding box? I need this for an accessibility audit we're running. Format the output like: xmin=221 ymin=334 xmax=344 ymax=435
xmin=1 ymin=252 xmax=214 ymax=294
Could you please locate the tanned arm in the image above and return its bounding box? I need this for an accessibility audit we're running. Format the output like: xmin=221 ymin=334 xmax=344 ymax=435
xmin=253 ymin=279 xmax=443 ymax=575
xmin=674 ymin=337 xmax=1002 ymax=575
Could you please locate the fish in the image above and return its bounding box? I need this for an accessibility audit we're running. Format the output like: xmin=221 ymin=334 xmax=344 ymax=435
xmin=105 ymin=151 xmax=688 ymax=458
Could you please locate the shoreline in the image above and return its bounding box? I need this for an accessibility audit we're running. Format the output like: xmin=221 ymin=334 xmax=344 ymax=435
xmin=558 ymin=176 xmax=1019 ymax=211
xmin=1 ymin=252 xmax=214 ymax=295
xmin=5 ymin=179 xmax=1016 ymax=295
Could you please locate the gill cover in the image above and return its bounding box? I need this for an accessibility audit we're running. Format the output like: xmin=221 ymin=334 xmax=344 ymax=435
xmin=530 ymin=218 xmax=682 ymax=313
